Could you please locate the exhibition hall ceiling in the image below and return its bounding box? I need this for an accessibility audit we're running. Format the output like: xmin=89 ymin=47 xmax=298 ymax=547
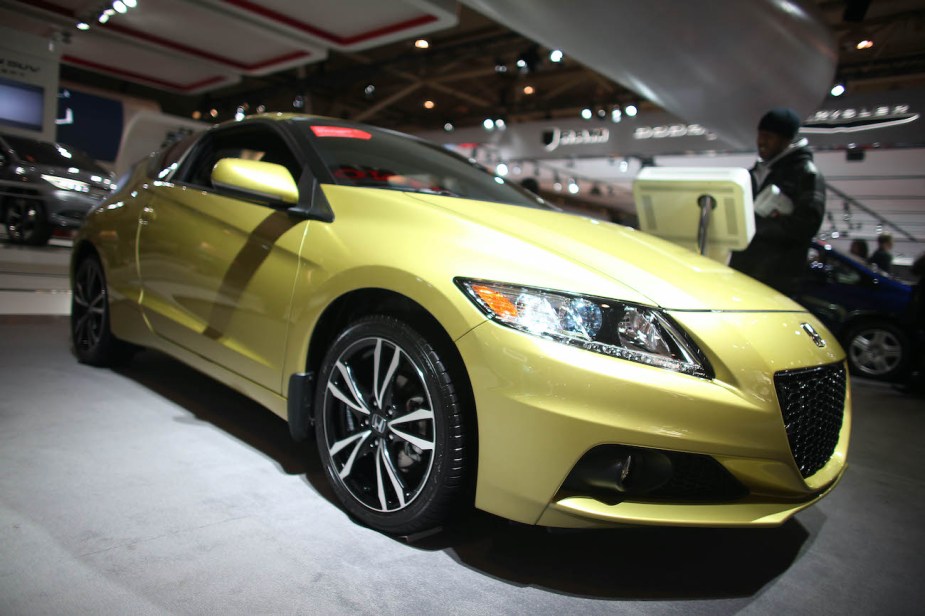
xmin=2 ymin=0 xmax=924 ymax=134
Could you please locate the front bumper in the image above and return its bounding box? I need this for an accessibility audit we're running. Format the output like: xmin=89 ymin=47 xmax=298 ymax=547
xmin=456 ymin=309 xmax=850 ymax=528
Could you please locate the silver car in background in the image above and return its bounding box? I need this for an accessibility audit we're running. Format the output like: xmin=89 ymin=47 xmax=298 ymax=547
xmin=0 ymin=134 xmax=113 ymax=245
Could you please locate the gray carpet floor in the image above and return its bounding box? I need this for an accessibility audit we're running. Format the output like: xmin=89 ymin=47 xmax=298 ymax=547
xmin=1 ymin=315 xmax=923 ymax=615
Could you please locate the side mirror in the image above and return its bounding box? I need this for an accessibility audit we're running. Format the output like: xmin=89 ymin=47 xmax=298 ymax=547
xmin=211 ymin=158 xmax=299 ymax=205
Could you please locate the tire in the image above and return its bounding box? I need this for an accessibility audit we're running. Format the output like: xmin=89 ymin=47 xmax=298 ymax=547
xmin=4 ymin=195 xmax=51 ymax=246
xmin=843 ymin=320 xmax=910 ymax=381
xmin=71 ymin=254 xmax=134 ymax=366
xmin=315 ymin=315 xmax=469 ymax=535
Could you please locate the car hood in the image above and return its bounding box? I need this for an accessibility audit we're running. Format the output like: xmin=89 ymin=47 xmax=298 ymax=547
xmin=403 ymin=192 xmax=803 ymax=312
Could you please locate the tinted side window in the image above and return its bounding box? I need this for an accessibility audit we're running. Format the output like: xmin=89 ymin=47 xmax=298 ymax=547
xmin=177 ymin=124 xmax=302 ymax=190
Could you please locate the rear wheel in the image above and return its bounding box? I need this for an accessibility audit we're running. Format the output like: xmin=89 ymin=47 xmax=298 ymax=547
xmin=4 ymin=196 xmax=51 ymax=245
xmin=844 ymin=320 xmax=910 ymax=381
xmin=315 ymin=315 xmax=469 ymax=535
xmin=71 ymin=254 xmax=134 ymax=366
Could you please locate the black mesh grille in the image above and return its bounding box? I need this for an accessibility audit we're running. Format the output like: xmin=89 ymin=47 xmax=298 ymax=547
xmin=643 ymin=451 xmax=748 ymax=502
xmin=774 ymin=362 xmax=847 ymax=478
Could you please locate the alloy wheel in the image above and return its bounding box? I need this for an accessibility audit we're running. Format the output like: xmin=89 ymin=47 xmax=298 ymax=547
xmin=848 ymin=328 xmax=903 ymax=378
xmin=321 ymin=336 xmax=436 ymax=513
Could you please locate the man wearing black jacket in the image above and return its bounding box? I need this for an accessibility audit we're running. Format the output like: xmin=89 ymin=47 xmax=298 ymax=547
xmin=729 ymin=108 xmax=826 ymax=294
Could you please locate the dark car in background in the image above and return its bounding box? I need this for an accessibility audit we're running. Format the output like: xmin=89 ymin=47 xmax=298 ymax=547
xmin=793 ymin=241 xmax=914 ymax=381
xmin=0 ymin=133 xmax=114 ymax=245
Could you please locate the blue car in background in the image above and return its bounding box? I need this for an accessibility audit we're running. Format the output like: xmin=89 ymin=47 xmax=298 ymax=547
xmin=792 ymin=242 xmax=914 ymax=381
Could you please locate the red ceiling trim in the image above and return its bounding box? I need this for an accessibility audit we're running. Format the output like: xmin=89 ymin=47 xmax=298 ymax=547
xmin=222 ymin=0 xmax=439 ymax=46
xmin=104 ymin=22 xmax=312 ymax=71
xmin=62 ymin=55 xmax=228 ymax=92
xmin=17 ymin=0 xmax=311 ymax=72
xmin=16 ymin=0 xmax=71 ymax=18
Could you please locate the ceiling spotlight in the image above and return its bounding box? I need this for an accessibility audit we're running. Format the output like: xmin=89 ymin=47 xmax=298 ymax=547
xmin=619 ymin=159 xmax=629 ymax=172
xmin=856 ymin=39 xmax=873 ymax=50
xmin=76 ymin=21 xmax=90 ymax=30
xmin=523 ymin=85 xmax=535 ymax=95
xmin=495 ymin=118 xmax=506 ymax=131
xmin=567 ymin=178 xmax=580 ymax=194
xmin=98 ymin=12 xmax=110 ymax=23
xmin=496 ymin=163 xmax=509 ymax=177
xmin=124 ymin=0 xmax=137 ymax=7
xmin=256 ymin=104 xmax=266 ymax=113
xmin=494 ymin=59 xmax=508 ymax=73
xmin=549 ymin=49 xmax=564 ymax=63
xmin=831 ymin=82 xmax=846 ymax=97
xmin=596 ymin=108 xmax=607 ymax=120
xmin=424 ymin=100 xmax=435 ymax=110
xmin=443 ymin=122 xmax=455 ymax=132
xmin=235 ymin=106 xmax=246 ymax=121
xmin=191 ymin=110 xmax=202 ymax=120
xmin=483 ymin=118 xmax=495 ymax=131
xmin=209 ymin=108 xmax=218 ymax=118
xmin=414 ymin=39 xmax=429 ymax=49
xmin=364 ymin=84 xmax=375 ymax=98
xmin=293 ymin=94 xmax=305 ymax=109
xmin=581 ymin=108 xmax=593 ymax=120
xmin=112 ymin=1 xmax=127 ymax=14
xmin=625 ymin=104 xmax=638 ymax=117
xmin=611 ymin=107 xmax=622 ymax=123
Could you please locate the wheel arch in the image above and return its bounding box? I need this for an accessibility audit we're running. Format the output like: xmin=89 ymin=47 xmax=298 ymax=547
xmin=295 ymin=288 xmax=479 ymax=492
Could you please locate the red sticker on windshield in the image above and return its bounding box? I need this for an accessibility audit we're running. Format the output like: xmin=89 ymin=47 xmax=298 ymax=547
xmin=311 ymin=126 xmax=372 ymax=140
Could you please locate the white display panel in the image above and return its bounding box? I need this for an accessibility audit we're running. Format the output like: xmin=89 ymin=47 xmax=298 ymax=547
xmin=632 ymin=167 xmax=755 ymax=263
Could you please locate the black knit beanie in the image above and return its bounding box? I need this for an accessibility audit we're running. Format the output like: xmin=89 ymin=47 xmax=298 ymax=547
xmin=757 ymin=108 xmax=801 ymax=139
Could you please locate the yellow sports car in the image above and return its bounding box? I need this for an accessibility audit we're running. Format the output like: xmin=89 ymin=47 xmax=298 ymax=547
xmin=71 ymin=114 xmax=849 ymax=535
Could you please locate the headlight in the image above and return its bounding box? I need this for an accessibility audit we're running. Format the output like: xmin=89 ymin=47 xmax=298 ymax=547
xmin=41 ymin=174 xmax=90 ymax=193
xmin=457 ymin=279 xmax=712 ymax=378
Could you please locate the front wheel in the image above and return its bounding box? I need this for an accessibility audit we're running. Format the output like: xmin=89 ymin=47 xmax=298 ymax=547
xmin=4 ymin=196 xmax=51 ymax=245
xmin=844 ymin=320 xmax=910 ymax=381
xmin=315 ymin=315 xmax=470 ymax=535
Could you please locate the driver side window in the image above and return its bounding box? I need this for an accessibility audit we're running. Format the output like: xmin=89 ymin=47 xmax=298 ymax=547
xmin=178 ymin=124 xmax=302 ymax=191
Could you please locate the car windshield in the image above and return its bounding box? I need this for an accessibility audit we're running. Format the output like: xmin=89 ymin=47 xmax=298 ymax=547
xmin=302 ymin=123 xmax=549 ymax=209
xmin=3 ymin=135 xmax=107 ymax=173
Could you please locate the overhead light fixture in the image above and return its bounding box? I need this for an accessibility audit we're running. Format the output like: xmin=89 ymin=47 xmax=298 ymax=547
xmin=495 ymin=118 xmax=506 ymax=131
xmin=523 ymin=85 xmax=535 ymax=95
xmin=364 ymin=84 xmax=375 ymax=99
xmin=76 ymin=21 xmax=90 ymax=30
xmin=123 ymin=0 xmax=137 ymax=6
xmin=516 ymin=46 xmax=540 ymax=73
xmin=443 ymin=122 xmax=455 ymax=132
xmin=567 ymin=178 xmax=580 ymax=194
xmin=581 ymin=108 xmax=593 ymax=120
xmin=549 ymin=49 xmax=564 ymax=63
xmin=856 ymin=39 xmax=873 ymax=50
xmin=611 ymin=107 xmax=622 ymax=123
xmin=496 ymin=163 xmax=509 ymax=177
xmin=191 ymin=110 xmax=201 ymax=120
xmin=423 ymin=100 xmax=435 ymax=110
xmin=831 ymin=82 xmax=846 ymax=97
xmin=596 ymin=108 xmax=607 ymax=120
xmin=625 ymin=103 xmax=638 ymax=117
xmin=98 ymin=11 xmax=110 ymax=23
xmin=209 ymin=108 xmax=218 ymax=118
xmin=112 ymin=1 xmax=127 ymax=14
xmin=483 ymin=118 xmax=495 ymax=131
xmin=293 ymin=94 xmax=305 ymax=109
xmin=494 ymin=59 xmax=508 ymax=73
xmin=414 ymin=39 xmax=429 ymax=49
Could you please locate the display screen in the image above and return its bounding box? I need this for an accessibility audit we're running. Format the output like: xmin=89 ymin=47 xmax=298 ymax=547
xmin=0 ymin=77 xmax=44 ymax=131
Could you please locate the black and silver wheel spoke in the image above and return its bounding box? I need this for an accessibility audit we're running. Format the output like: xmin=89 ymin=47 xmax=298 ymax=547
xmin=388 ymin=408 xmax=435 ymax=451
xmin=376 ymin=441 xmax=407 ymax=510
xmin=373 ymin=339 xmax=401 ymax=409
xmin=328 ymin=361 xmax=371 ymax=417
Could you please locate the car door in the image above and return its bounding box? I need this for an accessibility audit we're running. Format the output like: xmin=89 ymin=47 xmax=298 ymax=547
xmin=136 ymin=122 xmax=310 ymax=392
